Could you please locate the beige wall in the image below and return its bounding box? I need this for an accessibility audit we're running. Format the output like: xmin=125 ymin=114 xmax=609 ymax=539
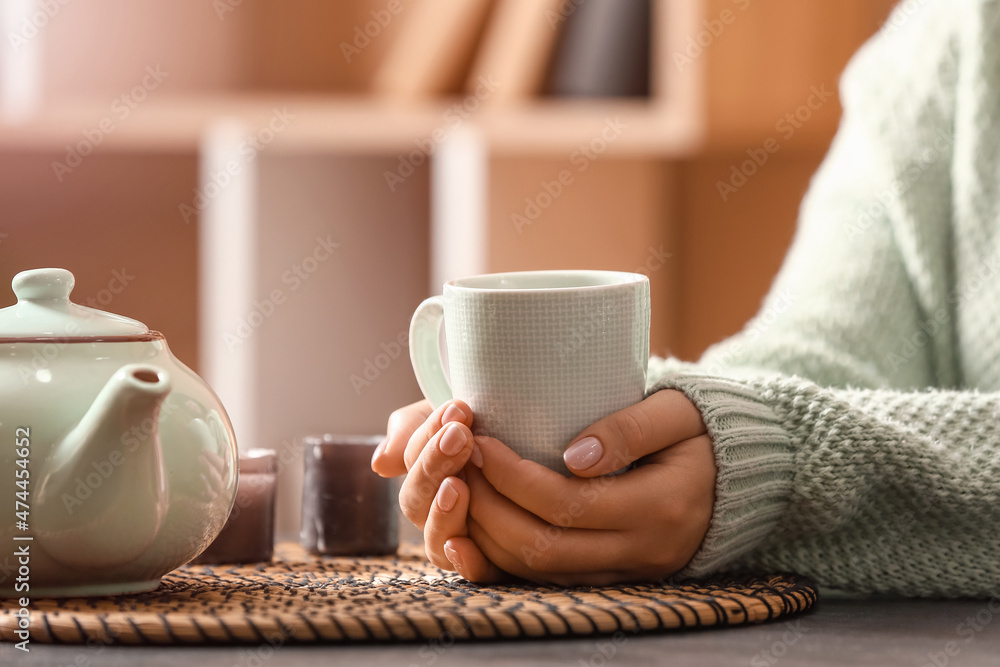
xmin=0 ymin=152 xmax=200 ymax=368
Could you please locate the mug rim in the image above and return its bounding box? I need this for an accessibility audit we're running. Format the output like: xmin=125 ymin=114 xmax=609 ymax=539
xmin=444 ymin=269 xmax=648 ymax=293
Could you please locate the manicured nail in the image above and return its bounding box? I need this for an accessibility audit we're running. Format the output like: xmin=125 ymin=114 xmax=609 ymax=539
xmin=469 ymin=443 xmax=484 ymax=468
xmin=438 ymin=423 xmax=467 ymax=456
xmin=436 ymin=478 xmax=459 ymax=512
xmin=564 ymin=436 xmax=603 ymax=470
xmin=442 ymin=403 xmax=467 ymax=424
xmin=370 ymin=438 xmax=387 ymax=466
xmin=444 ymin=543 xmax=463 ymax=570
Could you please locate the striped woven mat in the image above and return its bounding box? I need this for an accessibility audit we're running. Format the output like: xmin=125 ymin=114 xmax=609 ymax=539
xmin=0 ymin=543 xmax=816 ymax=645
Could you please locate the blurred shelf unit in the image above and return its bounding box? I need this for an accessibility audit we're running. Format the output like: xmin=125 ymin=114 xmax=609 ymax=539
xmin=0 ymin=0 xmax=899 ymax=155
xmin=0 ymin=94 xmax=698 ymax=156
xmin=0 ymin=0 xmax=900 ymax=382
xmin=0 ymin=0 xmax=897 ymax=538
xmin=0 ymin=0 xmax=701 ymax=156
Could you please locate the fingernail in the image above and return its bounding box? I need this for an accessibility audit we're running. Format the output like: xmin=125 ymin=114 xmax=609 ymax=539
xmin=371 ymin=438 xmax=387 ymax=466
xmin=438 ymin=423 xmax=468 ymax=456
xmin=444 ymin=543 xmax=463 ymax=570
xmin=469 ymin=443 xmax=483 ymax=468
xmin=436 ymin=478 xmax=459 ymax=512
xmin=442 ymin=403 xmax=467 ymax=424
xmin=564 ymin=436 xmax=603 ymax=470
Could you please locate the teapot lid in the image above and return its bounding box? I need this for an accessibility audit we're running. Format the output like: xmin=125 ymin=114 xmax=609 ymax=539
xmin=0 ymin=268 xmax=150 ymax=338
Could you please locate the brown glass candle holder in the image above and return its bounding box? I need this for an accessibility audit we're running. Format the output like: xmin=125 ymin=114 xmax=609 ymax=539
xmin=191 ymin=449 xmax=278 ymax=565
xmin=299 ymin=434 xmax=399 ymax=557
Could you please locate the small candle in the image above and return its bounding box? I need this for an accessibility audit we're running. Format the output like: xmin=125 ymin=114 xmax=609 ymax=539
xmin=300 ymin=434 xmax=399 ymax=557
xmin=192 ymin=449 xmax=277 ymax=565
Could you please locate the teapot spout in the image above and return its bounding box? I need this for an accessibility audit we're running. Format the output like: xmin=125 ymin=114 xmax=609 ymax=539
xmin=35 ymin=364 xmax=171 ymax=570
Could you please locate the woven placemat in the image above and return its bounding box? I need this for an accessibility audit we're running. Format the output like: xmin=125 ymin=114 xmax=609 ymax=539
xmin=0 ymin=543 xmax=816 ymax=645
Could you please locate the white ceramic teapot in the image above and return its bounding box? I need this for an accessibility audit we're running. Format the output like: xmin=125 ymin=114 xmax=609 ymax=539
xmin=0 ymin=268 xmax=238 ymax=596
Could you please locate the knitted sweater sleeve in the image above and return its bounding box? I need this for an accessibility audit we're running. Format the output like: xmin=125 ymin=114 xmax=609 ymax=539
xmin=656 ymin=0 xmax=1000 ymax=597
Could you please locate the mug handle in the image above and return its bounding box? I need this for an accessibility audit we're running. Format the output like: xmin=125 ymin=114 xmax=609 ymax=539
xmin=408 ymin=296 xmax=452 ymax=408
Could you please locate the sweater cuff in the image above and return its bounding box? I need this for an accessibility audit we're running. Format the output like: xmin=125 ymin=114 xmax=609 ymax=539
xmin=646 ymin=374 xmax=795 ymax=578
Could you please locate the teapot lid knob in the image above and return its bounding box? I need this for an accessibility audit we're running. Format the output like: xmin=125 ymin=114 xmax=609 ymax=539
xmin=0 ymin=268 xmax=150 ymax=338
xmin=12 ymin=268 xmax=75 ymax=303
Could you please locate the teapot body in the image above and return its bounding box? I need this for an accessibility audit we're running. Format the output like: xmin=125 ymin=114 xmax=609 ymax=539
xmin=0 ymin=334 xmax=238 ymax=596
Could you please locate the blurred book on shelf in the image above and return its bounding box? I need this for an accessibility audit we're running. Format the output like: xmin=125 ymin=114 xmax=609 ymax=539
xmin=545 ymin=0 xmax=651 ymax=98
xmin=373 ymin=0 xmax=651 ymax=103
xmin=464 ymin=0 xmax=566 ymax=103
xmin=372 ymin=0 xmax=495 ymax=98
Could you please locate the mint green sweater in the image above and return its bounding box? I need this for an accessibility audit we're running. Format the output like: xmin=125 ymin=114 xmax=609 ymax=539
xmin=655 ymin=0 xmax=1000 ymax=597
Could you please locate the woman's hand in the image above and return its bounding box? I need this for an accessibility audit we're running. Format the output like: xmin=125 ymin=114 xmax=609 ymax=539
xmin=372 ymin=390 xmax=717 ymax=586
xmin=372 ymin=399 xmax=480 ymax=570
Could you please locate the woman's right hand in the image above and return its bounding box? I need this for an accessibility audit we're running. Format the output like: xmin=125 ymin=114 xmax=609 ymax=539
xmin=372 ymin=399 xmax=482 ymax=572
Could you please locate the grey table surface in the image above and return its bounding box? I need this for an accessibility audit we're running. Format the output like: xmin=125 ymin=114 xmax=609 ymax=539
xmin=3 ymin=592 xmax=999 ymax=666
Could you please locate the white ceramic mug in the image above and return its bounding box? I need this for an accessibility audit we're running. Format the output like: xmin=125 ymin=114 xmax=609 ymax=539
xmin=408 ymin=270 xmax=650 ymax=473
